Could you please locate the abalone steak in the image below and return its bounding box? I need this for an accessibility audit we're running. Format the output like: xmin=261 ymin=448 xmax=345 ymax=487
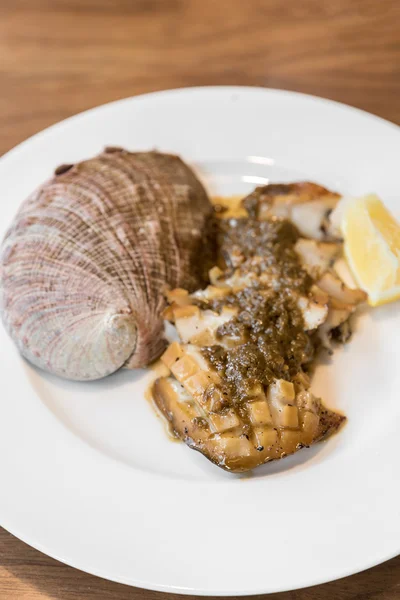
xmin=153 ymin=183 xmax=366 ymax=472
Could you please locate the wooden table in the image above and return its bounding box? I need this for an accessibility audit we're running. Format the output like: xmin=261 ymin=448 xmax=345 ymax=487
xmin=0 ymin=0 xmax=399 ymax=598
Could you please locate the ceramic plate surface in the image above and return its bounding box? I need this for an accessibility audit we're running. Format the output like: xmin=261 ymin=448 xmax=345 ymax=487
xmin=0 ymin=87 xmax=399 ymax=595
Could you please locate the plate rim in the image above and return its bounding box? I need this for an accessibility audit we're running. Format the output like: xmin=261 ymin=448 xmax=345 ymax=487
xmin=2 ymin=85 xmax=399 ymax=163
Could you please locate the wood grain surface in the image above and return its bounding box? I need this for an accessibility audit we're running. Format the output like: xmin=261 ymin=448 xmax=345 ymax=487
xmin=0 ymin=0 xmax=400 ymax=598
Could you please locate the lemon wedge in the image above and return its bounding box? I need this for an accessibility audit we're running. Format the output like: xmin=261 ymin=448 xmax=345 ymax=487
xmin=341 ymin=194 xmax=400 ymax=306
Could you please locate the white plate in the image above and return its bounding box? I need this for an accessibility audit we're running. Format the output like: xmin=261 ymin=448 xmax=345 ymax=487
xmin=0 ymin=87 xmax=399 ymax=596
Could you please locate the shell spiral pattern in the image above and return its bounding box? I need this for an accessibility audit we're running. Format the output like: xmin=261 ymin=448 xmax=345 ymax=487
xmin=0 ymin=149 xmax=214 ymax=380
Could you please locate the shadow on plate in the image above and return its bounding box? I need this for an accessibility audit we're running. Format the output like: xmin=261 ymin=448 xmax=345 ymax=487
xmin=26 ymin=359 xmax=148 ymax=393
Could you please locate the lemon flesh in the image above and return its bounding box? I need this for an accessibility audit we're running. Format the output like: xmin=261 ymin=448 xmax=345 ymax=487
xmin=342 ymin=194 xmax=400 ymax=307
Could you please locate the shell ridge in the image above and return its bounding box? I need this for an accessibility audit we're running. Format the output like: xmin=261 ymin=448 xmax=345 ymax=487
xmin=0 ymin=150 xmax=214 ymax=379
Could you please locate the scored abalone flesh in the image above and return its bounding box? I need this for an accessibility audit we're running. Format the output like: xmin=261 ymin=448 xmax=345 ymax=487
xmin=153 ymin=183 xmax=366 ymax=472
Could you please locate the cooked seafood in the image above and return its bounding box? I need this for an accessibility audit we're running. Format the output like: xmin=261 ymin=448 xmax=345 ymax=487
xmin=153 ymin=183 xmax=366 ymax=472
xmin=0 ymin=149 xmax=215 ymax=380
xmin=243 ymin=182 xmax=341 ymax=240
